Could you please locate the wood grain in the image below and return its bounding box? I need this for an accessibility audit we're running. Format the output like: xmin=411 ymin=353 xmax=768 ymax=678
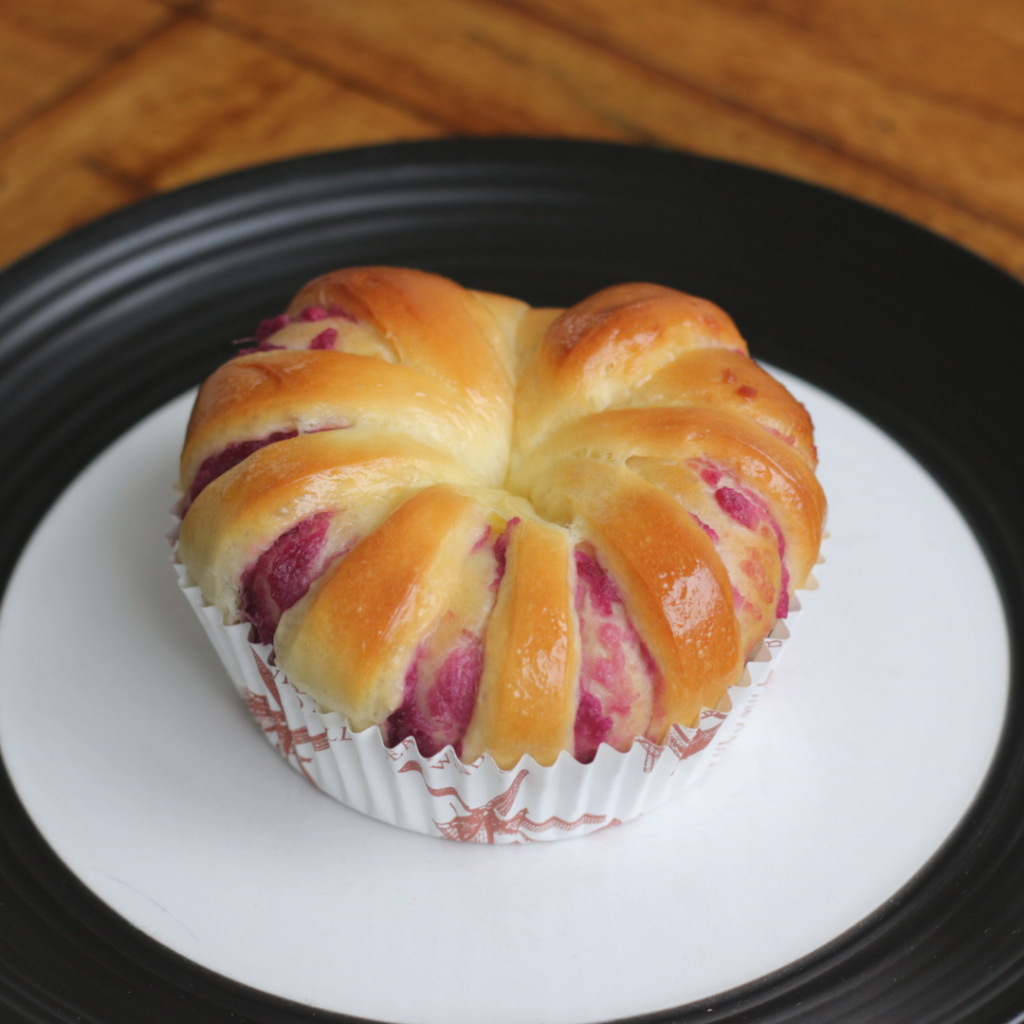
xmin=709 ymin=0 xmax=1024 ymax=123
xmin=501 ymin=0 xmax=1024 ymax=229
xmin=0 ymin=0 xmax=169 ymax=136
xmin=0 ymin=15 xmax=436 ymax=268
xmin=209 ymin=0 xmax=1024 ymax=277
xmin=0 ymin=0 xmax=1022 ymax=282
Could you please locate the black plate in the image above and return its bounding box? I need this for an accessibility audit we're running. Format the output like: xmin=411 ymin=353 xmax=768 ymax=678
xmin=0 ymin=139 xmax=1022 ymax=1024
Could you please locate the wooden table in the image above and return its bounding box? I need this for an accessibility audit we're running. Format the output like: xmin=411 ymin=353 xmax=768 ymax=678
xmin=2 ymin=0 xmax=1023 ymax=282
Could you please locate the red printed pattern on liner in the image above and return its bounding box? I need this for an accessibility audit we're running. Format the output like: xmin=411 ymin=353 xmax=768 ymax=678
xmin=398 ymin=762 xmax=618 ymax=843
xmin=232 ymin=629 xmax=776 ymax=842
xmin=246 ymin=652 xmax=332 ymax=783
xmin=637 ymin=709 xmax=729 ymax=774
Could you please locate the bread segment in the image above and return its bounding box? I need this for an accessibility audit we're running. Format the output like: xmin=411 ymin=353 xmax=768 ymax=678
xmin=531 ymin=457 xmax=742 ymax=737
xmin=178 ymin=429 xmax=475 ymax=621
xmin=181 ymin=350 xmax=510 ymax=493
xmin=517 ymin=405 xmax=825 ymax=596
xmin=461 ymin=518 xmax=580 ymax=769
xmin=628 ymin=348 xmax=818 ymax=470
xmin=625 ymin=457 xmax=784 ymax=657
xmin=513 ymin=283 xmax=747 ymax=467
xmin=288 ymin=267 xmax=519 ymax=428
xmin=275 ymin=486 xmax=487 ymax=731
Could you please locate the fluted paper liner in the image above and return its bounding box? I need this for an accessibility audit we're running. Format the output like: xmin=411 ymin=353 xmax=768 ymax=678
xmin=173 ymin=558 xmax=807 ymax=844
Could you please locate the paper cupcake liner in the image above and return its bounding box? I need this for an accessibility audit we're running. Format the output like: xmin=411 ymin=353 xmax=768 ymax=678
xmin=173 ymin=558 xmax=805 ymax=844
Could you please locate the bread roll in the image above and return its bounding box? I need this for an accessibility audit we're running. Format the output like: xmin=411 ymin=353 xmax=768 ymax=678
xmin=178 ymin=267 xmax=825 ymax=769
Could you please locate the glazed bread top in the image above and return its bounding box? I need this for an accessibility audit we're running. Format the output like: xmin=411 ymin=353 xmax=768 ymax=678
xmin=178 ymin=266 xmax=825 ymax=769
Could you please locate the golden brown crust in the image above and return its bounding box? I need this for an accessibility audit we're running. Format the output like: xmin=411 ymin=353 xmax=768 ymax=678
xmin=461 ymin=518 xmax=580 ymax=768
xmin=519 ymin=405 xmax=825 ymax=594
xmin=287 ymin=267 xmax=516 ymax=416
xmin=275 ymin=486 xmax=486 ymax=731
xmin=624 ymin=457 xmax=783 ymax=657
xmin=629 ymin=349 xmax=818 ymax=469
xmin=512 ymin=283 xmax=747 ymax=467
xmin=178 ymin=430 xmax=476 ymax=620
xmin=180 ymin=269 xmax=827 ymax=766
xmin=181 ymin=349 xmax=507 ymax=493
xmin=529 ymin=458 xmax=743 ymax=735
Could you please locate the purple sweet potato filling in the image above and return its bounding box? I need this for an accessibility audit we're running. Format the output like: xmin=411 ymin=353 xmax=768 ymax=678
xmin=573 ymin=690 xmax=613 ymax=764
xmin=573 ymin=549 xmax=663 ymax=762
xmin=385 ymin=658 xmax=424 ymax=751
xmin=777 ymin=565 xmax=791 ymax=619
xmin=714 ymin=486 xmax=759 ymax=530
xmin=328 ymin=304 xmax=357 ymax=323
xmin=730 ymin=486 xmax=791 ymax=618
xmin=766 ymin=517 xmax=790 ymax=618
xmin=234 ymin=313 xmax=292 ymax=354
xmin=309 ymin=327 xmax=338 ymax=350
xmin=234 ymin=306 xmax=357 ymax=355
xmin=429 ymin=640 xmax=484 ymax=731
xmin=572 ymin=551 xmax=619 ymax=761
xmin=491 ymin=517 xmax=521 ymax=588
xmin=189 ymin=430 xmax=297 ymax=502
xmin=574 ymin=549 xmax=620 ymax=617
xmin=386 ymin=634 xmax=484 ymax=758
xmin=240 ymin=513 xmax=332 ymax=644
xmin=691 ymin=513 xmax=719 ymax=543
xmin=638 ymin=638 xmax=660 ymax=681
xmin=298 ymin=304 xmax=356 ymax=323
xmin=255 ymin=314 xmax=292 ymax=342
xmin=713 ymin=482 xmax=791 ymax=619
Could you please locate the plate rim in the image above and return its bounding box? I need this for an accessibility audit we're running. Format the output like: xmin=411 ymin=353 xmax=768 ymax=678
xmin=0 ymin=136 xmax=1022 ymax=1024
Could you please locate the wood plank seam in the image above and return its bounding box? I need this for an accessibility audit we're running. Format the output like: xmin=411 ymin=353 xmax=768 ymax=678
xmin=0 ymin=8 xmax=186 ymax=152
xmin=202 ymin=8 xmax=459 ymax=134
xmin=77 ymin=157 xmax=151 ymax=201
xmin=488 ymin=0 xmax=1024 ymax=246
xmin=2 ymin=0 xmax=1021 ymax=282
xmin=696 ymin=0 xmax=1024 ymax=132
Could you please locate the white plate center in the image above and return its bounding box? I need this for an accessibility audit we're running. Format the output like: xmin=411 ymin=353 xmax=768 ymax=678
xmin=0 ymin=373 xmax=1008 ymax=1024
